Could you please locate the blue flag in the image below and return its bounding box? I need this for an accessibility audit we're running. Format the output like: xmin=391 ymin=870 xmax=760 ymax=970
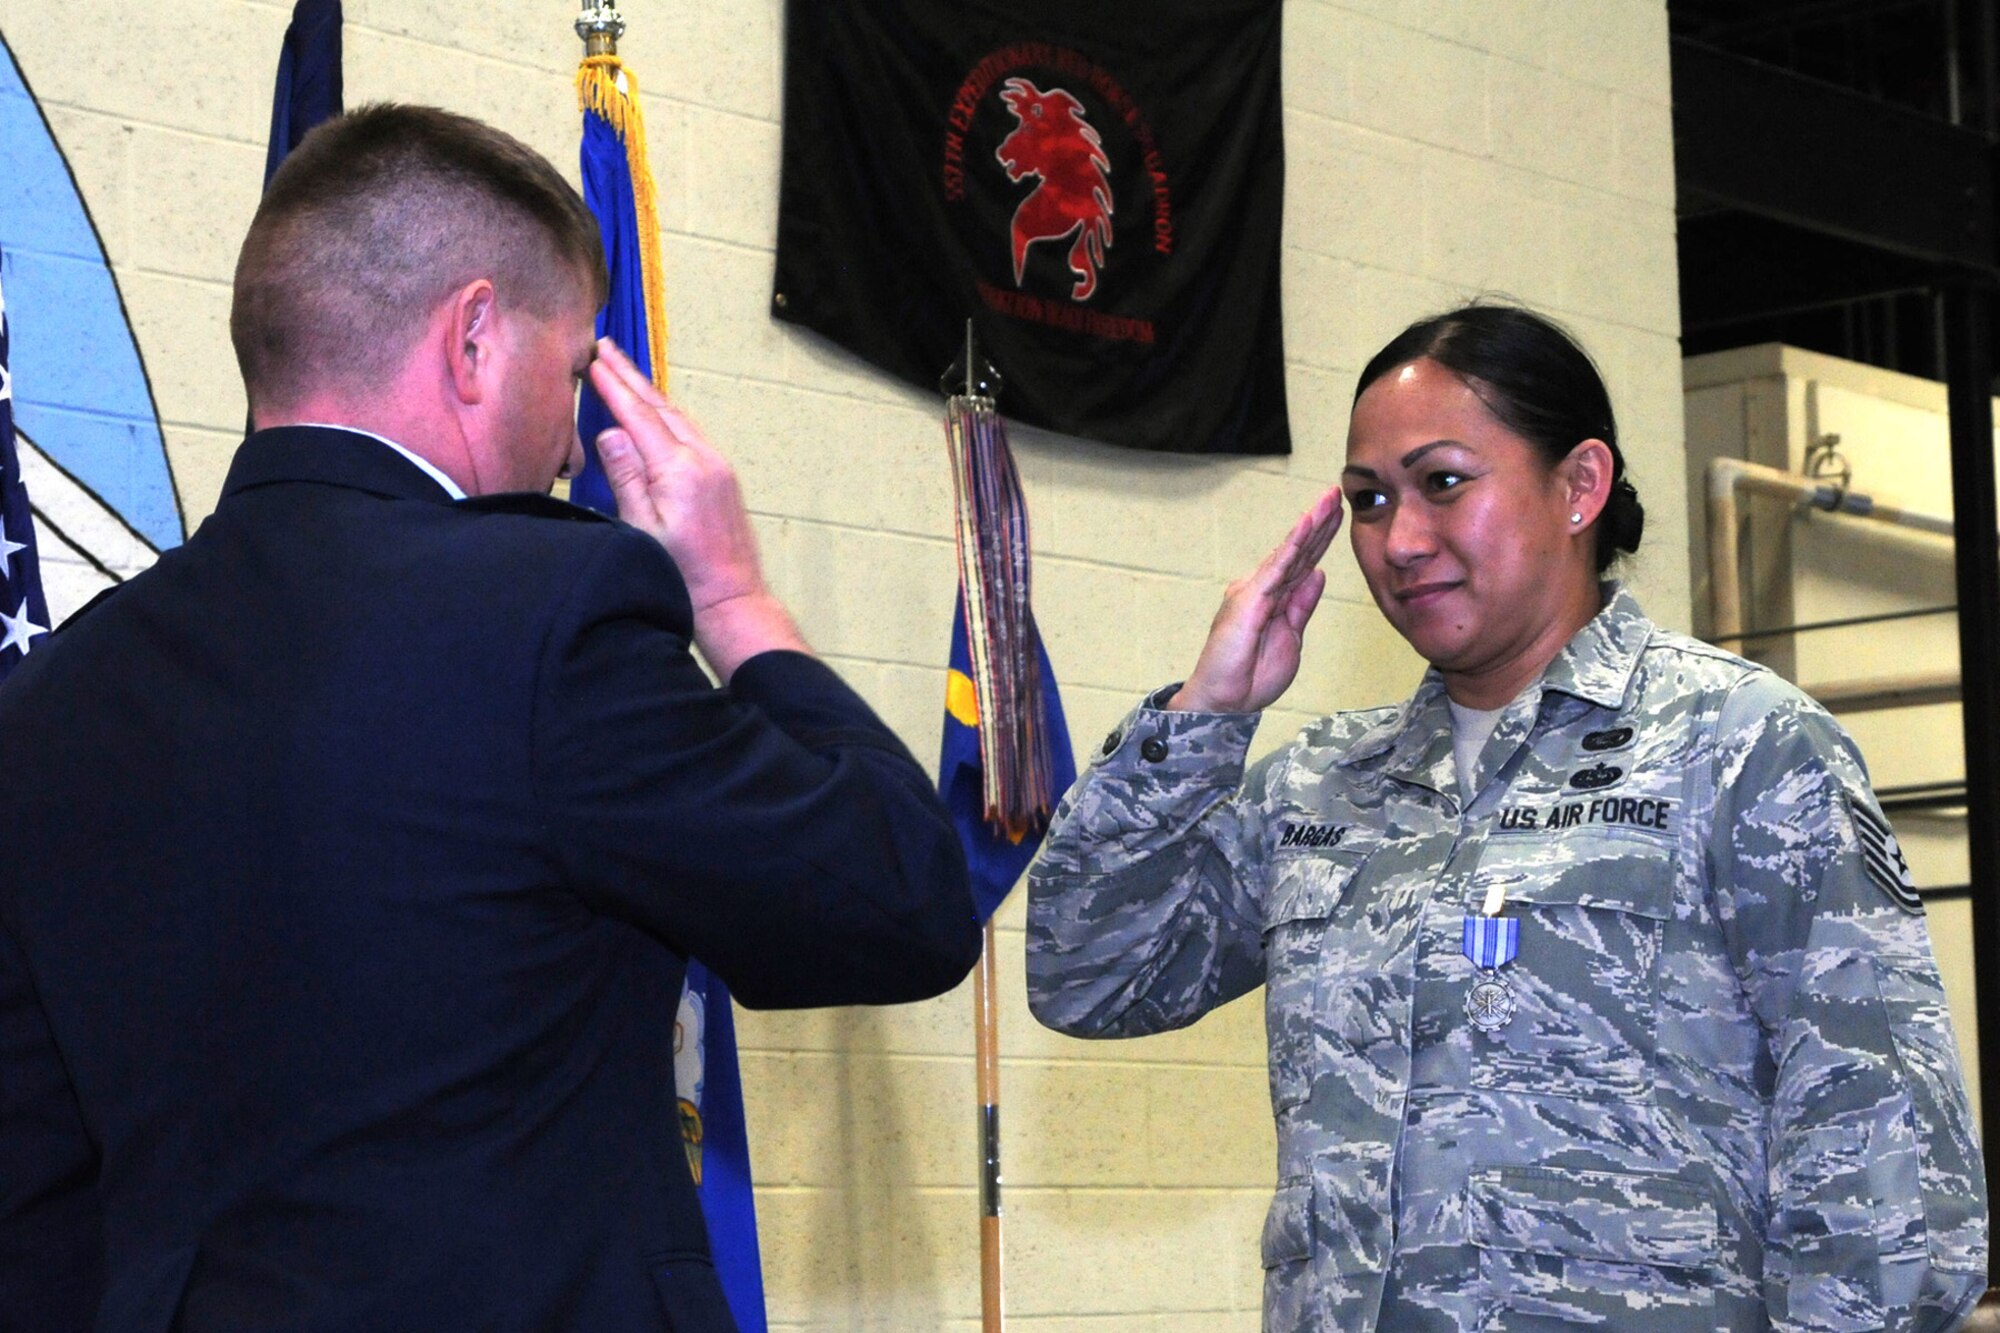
xmin=940 ymin=591 xmax=1075 ymax=920
xmin=572 ymin=58 xmax=666 ymax=516
xmin=0 ymin=263 xmax=52 ymax=681
xmin=263 ymin=0 xmax=342 ymax=188
xmin=574 ymin=56 xmax=767 ymax=1333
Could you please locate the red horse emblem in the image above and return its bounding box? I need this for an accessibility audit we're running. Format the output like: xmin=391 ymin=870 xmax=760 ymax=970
xmin=995 ymin=78 xmax=1114 ymax=301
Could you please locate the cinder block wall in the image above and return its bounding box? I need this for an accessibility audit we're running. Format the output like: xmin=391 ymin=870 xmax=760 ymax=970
xmin=0 ymin=0 xmax=1684 ymax=1326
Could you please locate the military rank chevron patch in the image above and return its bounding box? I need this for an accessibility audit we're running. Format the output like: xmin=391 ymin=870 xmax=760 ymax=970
xmin=1848 ymin=795 xmax=1924 ymax=915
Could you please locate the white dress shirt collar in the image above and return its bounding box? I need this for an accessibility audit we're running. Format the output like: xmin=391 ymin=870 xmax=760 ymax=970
xmin=295 ymin=422 xmax=468 ymax=501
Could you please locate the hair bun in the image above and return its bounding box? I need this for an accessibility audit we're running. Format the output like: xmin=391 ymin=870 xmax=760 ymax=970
xmin=1604 ymin=478 xmax=1644 ymax=555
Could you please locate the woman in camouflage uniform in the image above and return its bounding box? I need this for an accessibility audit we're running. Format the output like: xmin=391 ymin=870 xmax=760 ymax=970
xmin=1026 ymin=304 xmax=1986 ymax=1331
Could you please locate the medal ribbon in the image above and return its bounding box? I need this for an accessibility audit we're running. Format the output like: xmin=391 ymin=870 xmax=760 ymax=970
xmin=1461 ymin=914 xmax=1519 ymax=969
xmin=1462 ymin=880 xmax=1519 ymax=969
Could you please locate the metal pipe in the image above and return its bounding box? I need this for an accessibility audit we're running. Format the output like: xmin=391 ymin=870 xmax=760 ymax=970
xmin=1710 ymin=603 xmax=1958 ymax=647
xmin=1948 ymin=0 xmax=1967 ymax=127
xmin=1974 ymin=0 xmax=2000 ymax=138
xmin=1807 ymin=671 xmax=1961 ymax=714
xmin=1919 ymin=884 xmax=1976 ymax=903
xmin=1707 ymin=460 xmax=1751 ymax=644
xmin=1707 ymin=457 xmax=1957 ymax=643
xmin=1876 ymin=779 xmax=1970 ymax=816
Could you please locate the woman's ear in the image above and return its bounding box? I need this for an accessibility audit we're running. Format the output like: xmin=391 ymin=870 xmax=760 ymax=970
xmin=1559 ymin=438 xmax=1616 ymax=528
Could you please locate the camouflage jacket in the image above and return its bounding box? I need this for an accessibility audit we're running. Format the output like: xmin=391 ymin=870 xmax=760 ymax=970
xmin=1027 ymin=587 xmax=1987 ymax=1331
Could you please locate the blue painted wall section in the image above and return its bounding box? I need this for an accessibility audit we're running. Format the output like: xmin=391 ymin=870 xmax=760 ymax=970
xmin=0 ymin=33 xmax=183 ymax=550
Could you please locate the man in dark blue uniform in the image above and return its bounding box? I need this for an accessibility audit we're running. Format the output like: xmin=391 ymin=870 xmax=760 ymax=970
xmin=0 ymin=104 xmax=978 ymax=1331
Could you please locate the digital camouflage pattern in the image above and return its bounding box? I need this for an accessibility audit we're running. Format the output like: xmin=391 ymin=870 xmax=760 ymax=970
xmin=1027 ymin=587 xmax=1986 ymax=1331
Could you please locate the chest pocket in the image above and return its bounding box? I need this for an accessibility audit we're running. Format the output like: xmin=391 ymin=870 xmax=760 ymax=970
xmin=1464 ymin=827 xmax=1675 ymax=1105
xmin=1262 ymin=840 xmax=1375 ymax=1114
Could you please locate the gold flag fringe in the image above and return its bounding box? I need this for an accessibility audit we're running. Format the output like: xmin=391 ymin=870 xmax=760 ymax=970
xmin=576 ymin=54 xmax=670 ymax=394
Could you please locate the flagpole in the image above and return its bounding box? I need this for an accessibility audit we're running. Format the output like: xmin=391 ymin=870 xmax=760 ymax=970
xmin=975 ymin=918 xmax=1003 ymax=1333
xmin=570 ymin=7 xmax=768 ymax=1331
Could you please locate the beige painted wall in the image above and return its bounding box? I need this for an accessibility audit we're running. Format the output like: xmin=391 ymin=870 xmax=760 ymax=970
xmin=0 ymin=0 xmax=1685 ymax=1325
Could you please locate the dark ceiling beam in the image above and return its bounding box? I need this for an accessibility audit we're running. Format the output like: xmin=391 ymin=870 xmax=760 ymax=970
xmin=1680 ymin=0 xmax=1937 ymax=48
xmin=1672 ymin=36 xmax=1998 ymax=276
xmin=1678 ymin=214 xmax=1936 ymax=331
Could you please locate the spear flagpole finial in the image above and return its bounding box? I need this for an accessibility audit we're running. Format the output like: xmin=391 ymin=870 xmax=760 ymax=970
xmin=576 ymin=0 xmax=625 ymax=57
xmin=940 ymin=318 xmax=1003 ymax=406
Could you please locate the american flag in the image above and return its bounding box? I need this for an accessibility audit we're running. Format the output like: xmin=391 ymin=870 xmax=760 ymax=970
xmin=0 ymin=262 xmax=52 ymax=681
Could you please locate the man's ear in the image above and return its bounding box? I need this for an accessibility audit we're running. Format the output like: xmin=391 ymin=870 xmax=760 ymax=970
xmin=444 ymin=279 xmax=500 ymax=406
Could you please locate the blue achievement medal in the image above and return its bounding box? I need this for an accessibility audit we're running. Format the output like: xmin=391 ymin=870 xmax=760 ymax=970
xmin=1462 ymin=886 xmax=1520 ymax=1033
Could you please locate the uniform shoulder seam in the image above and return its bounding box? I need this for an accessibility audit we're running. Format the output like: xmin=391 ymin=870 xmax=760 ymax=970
xmin=452 ymin=492 xmax=617 ymax=525
xmin=1639 ymin=630 xmax=1765 ymax=681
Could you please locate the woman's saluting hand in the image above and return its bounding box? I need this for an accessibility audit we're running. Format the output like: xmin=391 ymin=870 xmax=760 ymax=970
xmin=1169 ymin=485 xmax=1344 ymax=714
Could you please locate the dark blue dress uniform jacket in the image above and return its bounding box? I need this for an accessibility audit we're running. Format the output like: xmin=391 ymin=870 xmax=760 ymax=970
xmin=0 ymin=427 xmax=979 ymax=1331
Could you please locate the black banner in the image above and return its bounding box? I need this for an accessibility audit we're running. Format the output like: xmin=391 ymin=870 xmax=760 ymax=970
xmin=773 ymin=0 xmax=1289 ymax=456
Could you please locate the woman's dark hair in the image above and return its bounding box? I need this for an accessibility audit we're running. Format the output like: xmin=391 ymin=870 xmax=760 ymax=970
xmin=1354 ymin=303 xmax=1644 ymax=571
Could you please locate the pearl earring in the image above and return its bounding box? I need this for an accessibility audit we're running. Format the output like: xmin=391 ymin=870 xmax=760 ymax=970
xmin=1570 ymin=512 xmax=1583 ymax=524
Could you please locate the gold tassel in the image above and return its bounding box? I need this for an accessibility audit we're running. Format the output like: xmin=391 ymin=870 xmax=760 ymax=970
xmin=576 ymin=54 xmax=670 ymax=395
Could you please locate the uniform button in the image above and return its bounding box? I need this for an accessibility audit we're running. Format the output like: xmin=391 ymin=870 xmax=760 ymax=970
xmin=1140 ymin=737 xmax=1169 ymax=763
xmin=1101 ymin=729 xmax=1122 ymax=756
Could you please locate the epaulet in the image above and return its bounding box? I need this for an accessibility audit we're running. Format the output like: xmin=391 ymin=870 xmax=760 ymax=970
xmin=453 ymin=492 xmax=616 ymax=524
xmin=1639 ymin=627 xmax=1766 ymax=681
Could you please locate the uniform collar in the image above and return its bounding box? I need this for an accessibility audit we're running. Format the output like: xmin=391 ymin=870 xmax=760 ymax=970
xmin=1536 ymin=582 xmax=1653 ymax=712
xmin=220 ymin=426 xmax=462 ymax=505
xmin=1335 ymin=583 xmax=1654 ymax=787
xmin=297 ymin=422 xmax=466 ymax=499
xmin=1348 ymin=674 xmax=1459 ymax=797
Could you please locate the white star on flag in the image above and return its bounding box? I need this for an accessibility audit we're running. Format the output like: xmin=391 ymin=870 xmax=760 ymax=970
xmin=0 ymin=596 xmax=47 ymax=659
xmin=0 ymin=515 xmax=25 ymax=581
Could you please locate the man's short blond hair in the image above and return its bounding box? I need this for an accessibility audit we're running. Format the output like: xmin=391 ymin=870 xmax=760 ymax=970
xmin=231 ymin=104 xmax=608 ymax=414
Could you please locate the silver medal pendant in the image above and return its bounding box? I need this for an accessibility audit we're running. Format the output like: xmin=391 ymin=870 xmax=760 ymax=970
xmin=1464 ymin=973 xmax=1516 ymax=1033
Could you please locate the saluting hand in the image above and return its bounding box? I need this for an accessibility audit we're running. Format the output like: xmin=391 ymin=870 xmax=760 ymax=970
xmin=589 ymin=338 xmax=809 ymax=679
xmin=1169 ymin=487 xmax=1343 ymax=714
